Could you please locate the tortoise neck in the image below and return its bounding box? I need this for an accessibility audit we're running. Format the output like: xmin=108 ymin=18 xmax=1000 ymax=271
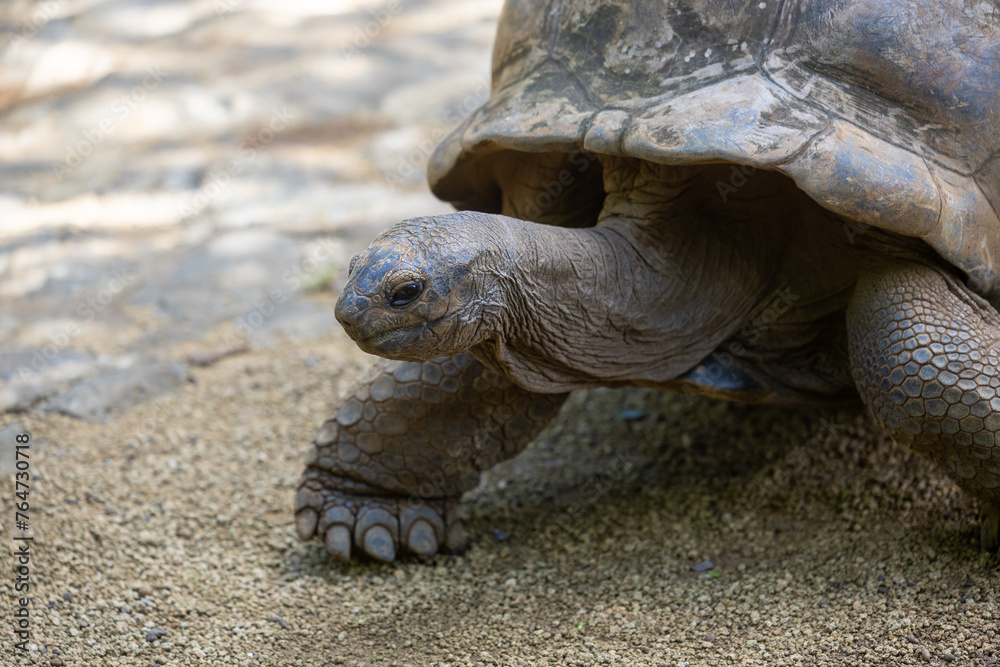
xmin=470 ymin=215 xmax=738 ymax=393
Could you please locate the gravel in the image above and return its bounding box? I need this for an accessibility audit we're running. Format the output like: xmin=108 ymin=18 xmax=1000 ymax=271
xmin=1 ymin=336 xmax=997 ymax=665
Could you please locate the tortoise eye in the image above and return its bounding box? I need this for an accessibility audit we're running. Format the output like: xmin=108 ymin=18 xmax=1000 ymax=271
xmin=388 ymin=280 xmax=424 ymax=308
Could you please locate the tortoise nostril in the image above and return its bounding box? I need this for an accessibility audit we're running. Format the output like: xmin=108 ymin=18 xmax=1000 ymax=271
xmin=335 ymin=291 xmax=374 ymax=331
xmin=334 ymin=294 xmax=361 ymax=331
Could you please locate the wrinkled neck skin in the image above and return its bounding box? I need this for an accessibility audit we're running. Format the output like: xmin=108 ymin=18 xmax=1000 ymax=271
xmin=471 ymin=203 xmax=777 ymax=393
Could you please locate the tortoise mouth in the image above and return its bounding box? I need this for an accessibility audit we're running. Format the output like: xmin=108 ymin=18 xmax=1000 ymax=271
xmin=351 ymin=309 xmax=470 ymax=360
xmin=355 ymin=325 xmax=420 ymax=355
xmin=352 ymin=319 xmax=444 ymax=359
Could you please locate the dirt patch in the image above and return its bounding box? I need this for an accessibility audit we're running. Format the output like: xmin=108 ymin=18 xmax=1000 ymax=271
xmin=2 ymin=320 xmax=997 ymax=665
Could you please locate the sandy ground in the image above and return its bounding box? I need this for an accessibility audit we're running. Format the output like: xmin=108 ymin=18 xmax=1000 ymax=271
xmin=3 ymin=335 xmax=999 ymax=666
xmin=1 ymin=1 xmax=998 ymax=666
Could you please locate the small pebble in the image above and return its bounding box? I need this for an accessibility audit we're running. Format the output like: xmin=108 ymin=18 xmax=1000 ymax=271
xmin=942 ymin=652 xmax=956 ymax=662
xmin=690 ymin=559 xmax=715 ymax=572
xmin=62 ymin=592 xmax=73 ymax=602
xmin=137 ymin=584 xmax=154 ymax=597
xmin=145 ymin=627 xmax=168 ymax=642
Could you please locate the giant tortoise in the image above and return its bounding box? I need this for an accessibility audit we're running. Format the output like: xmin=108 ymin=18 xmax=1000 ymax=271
xmin=296 ymin=0 xmax=1000 ymax=562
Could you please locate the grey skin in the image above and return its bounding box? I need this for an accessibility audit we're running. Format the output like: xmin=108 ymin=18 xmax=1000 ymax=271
xmin=295 ymin=0 xmax=1000 ymax=562
xmin=295 ymin=159 xmax=1000 ymax=562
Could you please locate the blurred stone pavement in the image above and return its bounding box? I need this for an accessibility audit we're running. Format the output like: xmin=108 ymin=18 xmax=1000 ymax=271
xmin=0 ymin=0 xmax=503 ymax=423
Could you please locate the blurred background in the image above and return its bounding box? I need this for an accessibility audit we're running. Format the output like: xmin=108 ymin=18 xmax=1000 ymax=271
xmin=0 ymin=0 xmax=501 ymax=417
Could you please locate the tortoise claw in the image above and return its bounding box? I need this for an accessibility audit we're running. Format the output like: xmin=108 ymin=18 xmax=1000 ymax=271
xmin=362 ymin=525 xmax=396 ymax=562
xmin=298 ymin=468 xmax=462 ymax=563
xmin=325 ymin=525 xmax=353 ymax=562
xmin=405 ymin=519 xmax=438 ymax=559
xmin=355 ymin=507 xmax=399 ymax=562
xmin=401 ymin=505 xmax=445 ymax=559
xmin=295 ymin=507 xmax=318 ymax=541
xmin=294 ymin=487 xmax=324 ymax=540
xmin=981 ymin=505 xmax=1000 ymax=556
xmin=445 ymin=513 xmax=467 ymax=554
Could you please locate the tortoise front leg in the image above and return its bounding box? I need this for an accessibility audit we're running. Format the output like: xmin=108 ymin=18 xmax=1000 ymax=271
xmin=847 ymin=261 xmax=1000 ymax=553
xmin=296 ymin=351 xmax=567 ymax=562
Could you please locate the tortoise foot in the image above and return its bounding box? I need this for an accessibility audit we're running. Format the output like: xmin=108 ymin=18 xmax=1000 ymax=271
xmin=848 ymin=262 xmax=1000 ymax=559
xmin=295 ymin=353 xmax=566 ymax=563
xmin=296 ymin=468 xmax=463 ymax=562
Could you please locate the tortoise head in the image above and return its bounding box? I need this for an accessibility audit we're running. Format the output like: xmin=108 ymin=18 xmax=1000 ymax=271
xmin=335 ymin=213 xmax=510 ymax=360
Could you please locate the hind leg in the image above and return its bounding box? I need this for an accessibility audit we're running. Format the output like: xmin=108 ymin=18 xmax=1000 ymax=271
xmin=296 ymin=351 xmax=567 ymax=562
xmin=847 ymin=262 xmax=1000 ymax=553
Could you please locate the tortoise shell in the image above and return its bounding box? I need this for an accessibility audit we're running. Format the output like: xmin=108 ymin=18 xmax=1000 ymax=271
xmin=428 ymin=0 xmax=1000 ymax=306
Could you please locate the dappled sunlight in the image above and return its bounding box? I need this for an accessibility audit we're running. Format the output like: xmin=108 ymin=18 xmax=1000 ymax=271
xmin=1 ymin=0 xmax=501 ymax=236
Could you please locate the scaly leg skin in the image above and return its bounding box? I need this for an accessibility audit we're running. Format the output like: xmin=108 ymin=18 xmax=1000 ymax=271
xmin=296 ymin=351 xmax=567 ymax=562
xmin=847 ymin=262 xmax=1000 ymax=554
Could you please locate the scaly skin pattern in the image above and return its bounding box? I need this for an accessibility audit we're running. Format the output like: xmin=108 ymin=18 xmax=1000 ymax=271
xmin=296 ymin=351 xmax=567 ymax=561
xmin=295 ymin=0 xmax=1000 ymax=563
xmin=848 ymin=262 xmax=1000 ymax=552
